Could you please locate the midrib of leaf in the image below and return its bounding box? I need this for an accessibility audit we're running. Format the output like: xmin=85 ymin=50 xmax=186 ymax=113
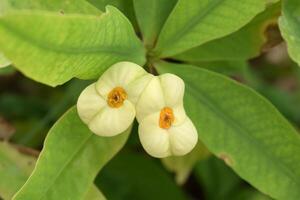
xmin=157 ymin=0 xmax=222 ymax=53
xmin=0 ymin=16 xmax=140 ymax=58
xmin=185 ymin=81 xmax=300 ymax=188
xmin=23 ymin=134 xmax=92 ymax=200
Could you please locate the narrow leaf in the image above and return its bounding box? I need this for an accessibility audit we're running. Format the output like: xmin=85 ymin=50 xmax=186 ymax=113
xmin=0 ymin=6 xmax=145 ymax=86
xmin=154 ymin=0 xmax=268 ymax=57
xmin=13 ymin=107 xmax=130 ymax=200
xmin=133 ymin=0 xmax=177 ymax=47
xmin=155 ymin=61 xmax=300 ymax=199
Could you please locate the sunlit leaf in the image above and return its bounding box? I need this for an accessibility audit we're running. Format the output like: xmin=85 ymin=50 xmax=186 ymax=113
xmin=0 ymin=5 xmax=145 ymax=86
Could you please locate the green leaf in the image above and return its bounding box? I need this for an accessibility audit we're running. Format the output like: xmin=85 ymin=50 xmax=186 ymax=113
xmin=162 ymin=141 xmax=210 ymax=185
xmin=13 ymin=107 xmax=130 ymax=200
xmin=97 ymin=152 xmax=189 ymax=200
xmin=155 ymin=61 xmax=300 ymax=199
xmin=0 ymin=6 xmax=146 ymax=86
xmin=154 ymin=0 xmax=268 ymax=57
xmin=0 ymin=142 xmax=36 ymax=200
xmin=0 ymin=0 xmax=101 ymax=15
xmin=279 ymin=0 xmax=300 ymax=66
xmin=174 ymin=3 xmax=281 ymax=62
xmin=0 ymin=53 xmax=11 ymax=68
xmin=133 ymin=0 xmax=177 ymax=47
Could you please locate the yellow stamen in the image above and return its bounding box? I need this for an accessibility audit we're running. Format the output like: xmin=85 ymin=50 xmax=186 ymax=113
xmin=107 ymin=87 xmax=127 ymax=108
xmin=159 ymin=107 xmax=175 ymax=129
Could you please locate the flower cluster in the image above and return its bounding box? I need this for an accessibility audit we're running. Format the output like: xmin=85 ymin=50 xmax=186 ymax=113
xmin=77 ymin=62 xmax=198 ymax=158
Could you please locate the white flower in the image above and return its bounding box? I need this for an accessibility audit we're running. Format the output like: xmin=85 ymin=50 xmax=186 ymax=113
xmin=136 ymin=74 xmax=198 ymax=158
xmin=77 ymin=61 xmax=152 ymax=137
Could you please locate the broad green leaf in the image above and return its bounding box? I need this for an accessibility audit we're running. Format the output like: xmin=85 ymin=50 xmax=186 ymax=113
xmin=0 ymin=142 xmax=36 ymax=200
xmin=97 ymin=152 xmax=188 ymax=200
xmin=0 ymin=6 xmax=146 ymax=86
xmin=279 ymin=0 xmax=300 ymax=66
xmin=162 ymin=141 xmax=210 ymax=185
xmin=13 ymin=107 xmax=130 ymax=200
xmin=155 ymin=61 xmax=300 ymax=199
xmin=154 ymin=0 xmax=268 ymax=57
xmin=0 ymin=0 xmax=100 ymax=15
xmin=174 ymin=3 xmax=281 ymax=62
xmin=133 ymin=0 xmax=177 ymax=47
xmin=0 ymin=53 xmax=11 ymax=68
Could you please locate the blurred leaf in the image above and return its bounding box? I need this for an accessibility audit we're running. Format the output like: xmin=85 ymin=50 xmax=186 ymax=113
xmin=279 ymin=0 xmax=300 ymax=67
xmin=0 ymin=142 xmax=36 ymax=200
xmin=154 ymin=0 xmax=268 ymax=57
xmin=133 ymin=0 xmax=177 ymax=47
xmin=0 ymin=6 xmax=145 ymax=86
xmin=14 ymin=80 xmax=90 ymax=147
xmin=175 ymin=3 xmax=281 ymax=62
xmin=195 ymin=156 xmax=241 ymax=200
xmin=0 ymin=66 xmax=15 ymax=75
xmin=0 ymin=53 xmax=11 ymax=68
xmin=162 ymin=140 xmax=210 ymax=185
xmin=156 ymin=61 xmax=300 ymax=199
xmin=97 ymin=152 xmax=188 ymax=200
xmin=13 ymin=107 xmax=130 ymax=200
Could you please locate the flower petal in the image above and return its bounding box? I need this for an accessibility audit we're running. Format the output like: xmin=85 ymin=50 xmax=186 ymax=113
xmin=159 ymin=73 xmax=185 ymax=107
xmin=88 ymin=100 xmax=135 ymax=136
xmin=96 ymin=62 xmax=147 ymax=98
xmin=136 ymin=77 xmax=165 ymax=122
xmin=172 ymin=104 xmax=187 ymax=125
xmin=125 ymin=74 xmax=153 ymax=104
xmin=139 ymin=112 xmax=171 ymax=158
xmin=77 ymin=83 xmax=106 ymax=124
xmin=168 ymin=117 xmax=198 ymax=156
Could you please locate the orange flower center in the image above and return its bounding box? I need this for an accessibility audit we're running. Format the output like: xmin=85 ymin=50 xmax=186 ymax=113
xmin=107 ymin=87 xmax=127 ymax=108
xmin=159 ymin=107 xmax=175 ymax=129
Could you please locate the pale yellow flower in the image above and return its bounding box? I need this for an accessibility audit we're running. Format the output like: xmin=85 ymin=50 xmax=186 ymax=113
xmin=136 ymin=74 xmax=198 ymax=158
xmin=77 ymin=62 xmax=152 ymax=136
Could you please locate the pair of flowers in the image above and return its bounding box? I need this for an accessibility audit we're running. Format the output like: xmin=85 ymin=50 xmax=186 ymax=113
xmin=77 ymin=62 xmax=198 ymax=158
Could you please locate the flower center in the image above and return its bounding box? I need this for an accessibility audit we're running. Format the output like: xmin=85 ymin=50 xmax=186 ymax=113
xmin=159 ymin=107 xmax=175 ymax=129
xmin=107 ymin=87 xmax=127 ymax=108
